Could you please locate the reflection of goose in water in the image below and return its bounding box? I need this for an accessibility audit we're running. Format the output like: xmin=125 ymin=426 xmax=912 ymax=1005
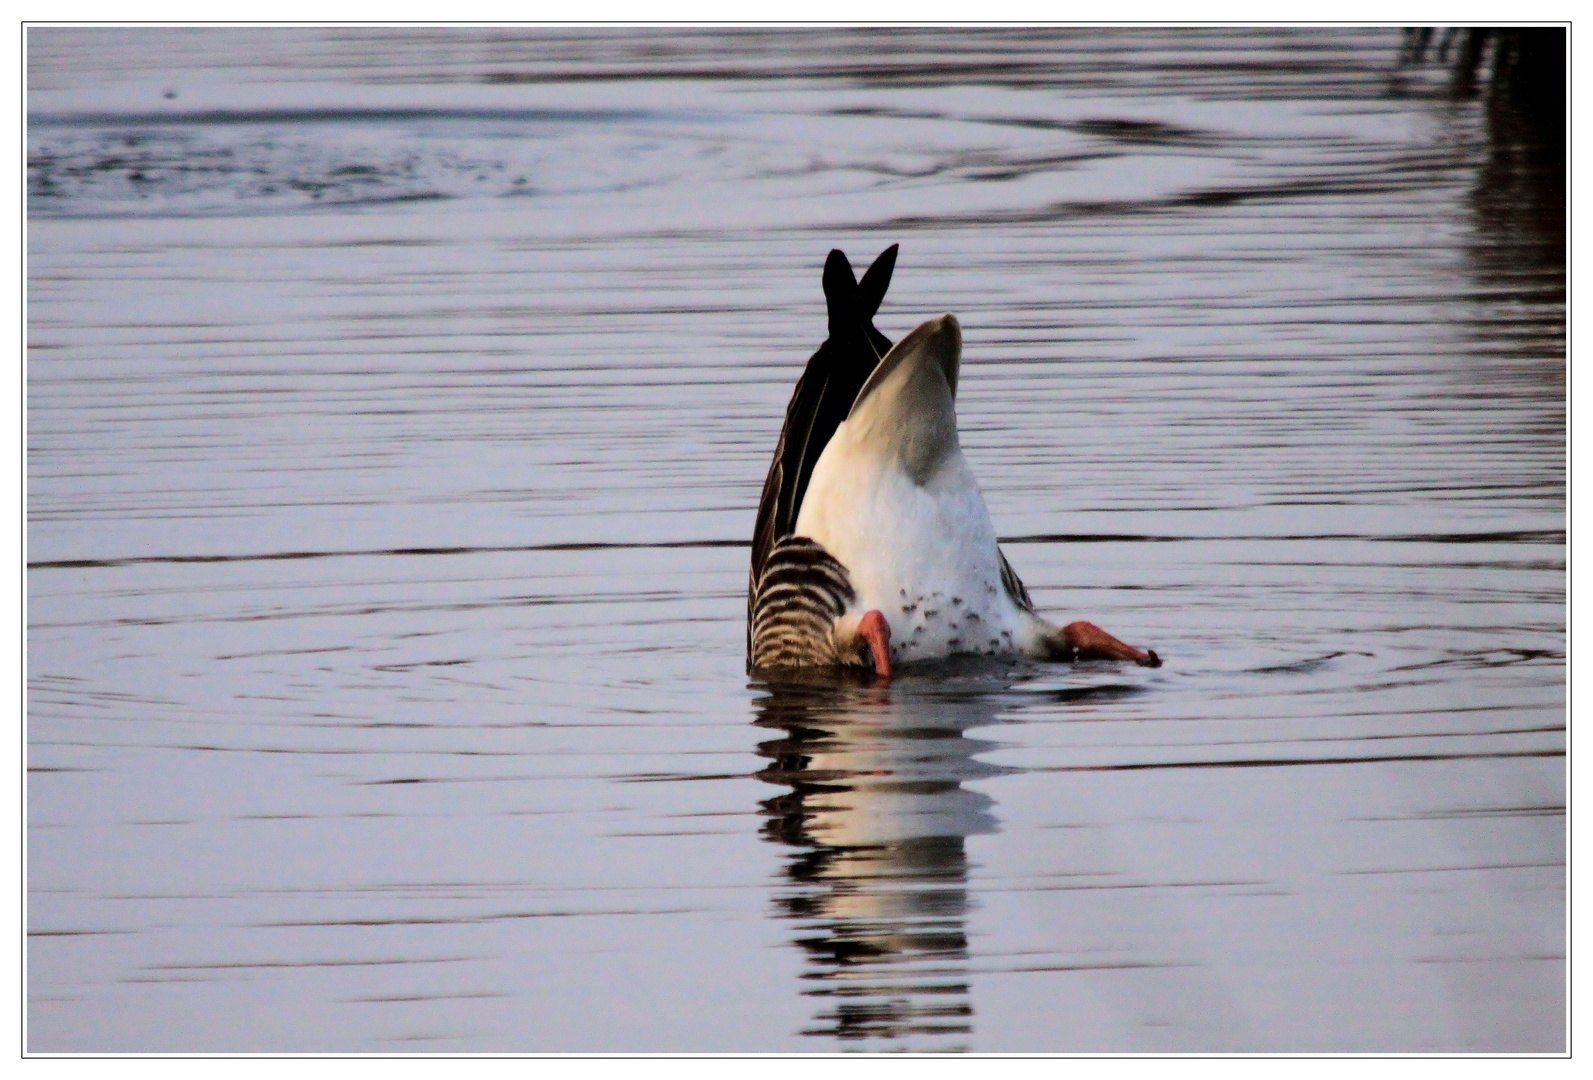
xmin=748 ymin=245 xmax=1160 ymax=677
xmin=752 ymin=662 xmax=1029 ymax=1050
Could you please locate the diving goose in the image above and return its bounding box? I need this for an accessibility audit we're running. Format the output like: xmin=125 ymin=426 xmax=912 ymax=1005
xmin=748 ymin=246 xmax=1160 ymax=677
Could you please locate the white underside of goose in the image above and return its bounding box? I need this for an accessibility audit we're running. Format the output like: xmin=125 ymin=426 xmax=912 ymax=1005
xmin=793 ymin=313 xmax=1052 ymax=666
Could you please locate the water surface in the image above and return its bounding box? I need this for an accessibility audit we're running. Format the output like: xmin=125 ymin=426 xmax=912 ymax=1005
xmin=27 ymin=27 xmax=1564 ymax=1052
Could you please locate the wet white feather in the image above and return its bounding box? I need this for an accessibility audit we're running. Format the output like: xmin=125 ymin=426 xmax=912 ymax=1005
xmin=793 ymin=314 xmax=1052 ymax=664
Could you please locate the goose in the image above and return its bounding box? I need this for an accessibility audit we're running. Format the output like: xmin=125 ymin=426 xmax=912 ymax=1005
xmin=748 ymin=246 xmax=1160 ymax=678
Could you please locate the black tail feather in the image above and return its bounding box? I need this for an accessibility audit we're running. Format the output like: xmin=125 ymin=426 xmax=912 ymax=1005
xmin=856 ymin=243 xmax=898 ymax=324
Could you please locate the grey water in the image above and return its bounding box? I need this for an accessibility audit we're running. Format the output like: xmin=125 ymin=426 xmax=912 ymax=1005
xmin=26 ymin=27 xmax=1565 ymax=1052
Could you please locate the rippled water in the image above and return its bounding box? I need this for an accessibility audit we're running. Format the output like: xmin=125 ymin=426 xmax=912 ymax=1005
xmin=26 ymin=27 xmax=1565 ymax=1052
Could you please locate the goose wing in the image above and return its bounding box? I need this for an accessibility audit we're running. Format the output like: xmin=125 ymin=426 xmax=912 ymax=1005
xmin=748 ymin=244 xmax=897 ymax=650
xmin=998 ymin=548 xmax=1034 ymax=612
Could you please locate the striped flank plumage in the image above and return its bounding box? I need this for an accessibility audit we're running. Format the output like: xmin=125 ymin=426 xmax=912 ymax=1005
xmin=749 ymin=537 xmax=856 ymax=669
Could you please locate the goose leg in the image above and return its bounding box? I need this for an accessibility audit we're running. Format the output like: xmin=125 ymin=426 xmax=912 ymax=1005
xmin=1059 ymin=621 xmax=1161 ymax=667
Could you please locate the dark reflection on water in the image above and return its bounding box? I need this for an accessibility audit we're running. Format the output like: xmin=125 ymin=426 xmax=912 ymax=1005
xmin=752 ymin=664 xmax=1150 ymax=1050
xmin=1468 ymin=56 xmax=1565 ymax=324
xmin=752 ymin=667 xmax=1004 ymax=1050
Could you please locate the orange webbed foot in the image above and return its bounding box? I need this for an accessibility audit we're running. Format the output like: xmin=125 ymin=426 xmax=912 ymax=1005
xmin=1061 ymin=620 xmax=1161 ymax=667
xmin=858 ymin=609 xmax=893 ymax=679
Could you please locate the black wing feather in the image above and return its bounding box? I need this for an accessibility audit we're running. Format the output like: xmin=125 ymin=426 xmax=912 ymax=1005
xmin=997 ymin=547 xmax=1035 ymax=613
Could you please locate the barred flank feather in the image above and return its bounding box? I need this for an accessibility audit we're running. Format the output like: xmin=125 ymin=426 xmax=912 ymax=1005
xmin=750 ymin=536 xmax=857 ymax=670
xmin=998 ymin=547 xmax=1034 ymax=613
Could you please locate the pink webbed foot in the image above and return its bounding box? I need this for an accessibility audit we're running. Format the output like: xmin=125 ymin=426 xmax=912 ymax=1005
xmin=857 ymin=609 xmax=893 ymax=679
xmin=1061 ymin=621 xmax=1161 ymax=668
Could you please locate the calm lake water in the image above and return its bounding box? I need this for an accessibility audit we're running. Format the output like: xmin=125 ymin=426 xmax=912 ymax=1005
xmin=26 ymin=27 xmax=1565 ymax=1053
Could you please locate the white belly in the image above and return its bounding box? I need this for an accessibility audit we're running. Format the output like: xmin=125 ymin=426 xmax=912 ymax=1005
xmin=794 ymin=437 xmax=1040 ymax=664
